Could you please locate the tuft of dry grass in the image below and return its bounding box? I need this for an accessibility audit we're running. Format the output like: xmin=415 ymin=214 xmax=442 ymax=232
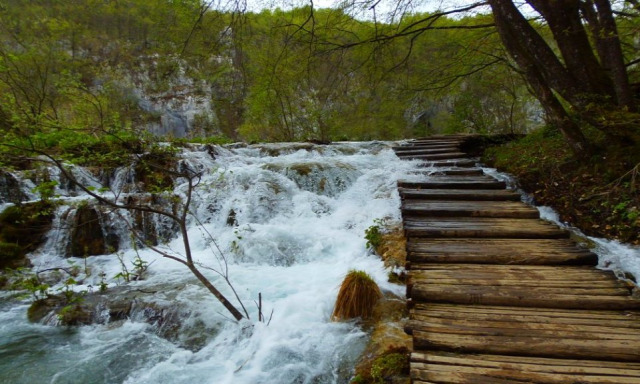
xmin=332 ymin=270 xmax=382 ymax=321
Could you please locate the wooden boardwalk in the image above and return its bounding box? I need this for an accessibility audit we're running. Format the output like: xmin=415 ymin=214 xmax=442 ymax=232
xmin=395 ymin=136 xmax=640 ymax=383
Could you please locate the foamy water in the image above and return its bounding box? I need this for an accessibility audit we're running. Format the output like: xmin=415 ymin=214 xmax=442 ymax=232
xmin=1 ymin=142 xmax=420 ymax=384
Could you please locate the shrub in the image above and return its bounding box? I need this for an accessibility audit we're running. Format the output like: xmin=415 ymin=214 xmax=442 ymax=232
xmin=332 ymin=270 xmax=382 ymax=321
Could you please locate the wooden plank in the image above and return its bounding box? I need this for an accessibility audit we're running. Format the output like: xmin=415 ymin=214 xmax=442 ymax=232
xmin=411 ymin=305 xmax=640 ymax=328
xmin=411 ymin=358 xmax=640 ymax=383
xmin=438 ymin=168 xmax=484 ymax=176
xmin=410 ymin=277 xmax=627 ymax=289
xmin=408 ymin=284 xmax=640 ymax=309
xmin=400 ymin=188 xmax=521 ymax=201
xmin=409 ymin=264 xmax=616 ymax=279
xmin=406 ymin=238 xmax=597 ymax=265
xmin=406 ymin=316 xmax=640 ymax=338
xmin=403 ymin=217 xmax=569 ymax=239
xmin=393 ymin=144 xmax=461 ymax=151
xmin=399 ymin=152 xmax=469 ymax=160
xmin=412 ymin=351 xmax=640 ymax=371
xmin=399 ymin=179 xmax=506 ymax=190
xmin=394 ymin=147 xmax=460 ymax=155
xmin=401 ymin=200 xmax=539 ymax=218
xmin=409 ymin=168 xmax=485 ymax=176
xmin=414 ymin=303 xmax=640 ymax=319
xmin=422 ymin=159 xmax=477 ymax=167
xmin=412 ymin=329 xmax=640 ymax=361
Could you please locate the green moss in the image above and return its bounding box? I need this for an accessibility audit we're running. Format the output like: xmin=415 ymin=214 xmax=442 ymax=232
xmin=370 ymin=350 xmax=410 ymax=384
xmin=27 ymin=299 xmax=51 ymax=323
xmin=351 ymin=346 xmax=410 ymax=384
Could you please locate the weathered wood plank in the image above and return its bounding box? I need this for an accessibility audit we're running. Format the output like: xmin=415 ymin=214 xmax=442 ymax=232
xmin=411 ymin=305 xmax=640 ymax=328
xmin=394 ymin=147 xmax=460 ymax=155
xmin=409 ymin=264 xmax=616 ymax=279
xmin=400 ymin=188 xmax=521 ymax=201
xmin=414 ymin=303 xmax=640 ymax=319
xmin=399 ymin=152 xmax=469 ymax=160
xmin=402 ymin=200 xmax=539 ymax=218
xmin=406 ymin=238 xmax=597 ymax=265
xmin=412 ymin=351 xmax=640 ymax=371
xmin=411 ymin=357 xmax=640 ymax=383
xmin=399 ymin=178 xmax=506 ymax=190
xmin=403 ymin=217 xmax=569 ymax=238
xmin=408 ymin=284 xmax=640 ymax=309
xmin=393 ymin=143 xmax=461 ymax=151
xmin=406 ymin=317 xmax=640 ymax=338
xmin=412 ymin=330 xmax=640 ymax=361
xmin=422 ymin=159 xmax=477 ymax=167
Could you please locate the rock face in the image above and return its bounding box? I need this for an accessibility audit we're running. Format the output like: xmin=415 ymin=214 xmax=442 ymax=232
xmin=68 ymin=205 xmax=112 ymax=257
xmin=0 ymin=171 xmax=26 ymax=204
xmin=0 ymin=202 xmax=54 ymax=268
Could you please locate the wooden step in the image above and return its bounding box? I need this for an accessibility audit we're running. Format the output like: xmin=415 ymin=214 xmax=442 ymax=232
xmin=394 ymin=147 xmax=460 ymax=156
xmin=406 ymin=238 xmax=598 ymax=265
xmin=429 ymin=168 xmax=484 ymax=176
xmin=404 ymin=217 xmax=569 ymax=239
xmin=399 ymin=152 xmax=468 ymax=160
xmin=402 ymin=200 xmax=539 ymax=218
xmin=407 ymin=265 xmax=636 ymax=310
xmin=399 ymin=177 xmax=506 ymax=190
xmin=393 ymin=144 xmax=461 ymax=151
xmin=400 ymin=188 xmax=521 ymax=201
xmin=408 ymin=305 xmax=640 ymax=360
xmin=422 ymin=159 xmax=477 ymax=167
xmin=411 ymin=351 xmax=640 ymax=383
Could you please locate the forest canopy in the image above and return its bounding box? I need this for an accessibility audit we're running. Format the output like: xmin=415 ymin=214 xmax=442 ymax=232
xmin=0 ymin=0 xmax=638 ymax=156
xmin=0 ymin=0 xmax=539 ymax=158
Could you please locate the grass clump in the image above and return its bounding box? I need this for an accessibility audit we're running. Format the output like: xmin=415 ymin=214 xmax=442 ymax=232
xmin=332 ymin=270 xmax=382 ymax=321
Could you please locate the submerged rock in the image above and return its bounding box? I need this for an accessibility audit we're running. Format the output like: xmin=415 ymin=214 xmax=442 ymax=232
xmin=27 ymin=285 xmax=218 ymax=351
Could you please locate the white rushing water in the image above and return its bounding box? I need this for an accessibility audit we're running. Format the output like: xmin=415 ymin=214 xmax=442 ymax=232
xmin=0 ymin=142 xmax=421 ymax=384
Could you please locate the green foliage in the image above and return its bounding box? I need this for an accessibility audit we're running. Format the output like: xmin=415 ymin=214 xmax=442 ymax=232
xmin=364 ymin=219 xmax=384 ymax=249
xmin=32 ymin=180 xmax=59 ymax=202
xmin=483 ymin=129 xmax=640 ymax=244
xmin=8 ymin=269 xmax=50 ymax=301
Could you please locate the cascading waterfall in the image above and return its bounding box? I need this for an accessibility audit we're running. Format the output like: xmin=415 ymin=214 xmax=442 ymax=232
xmin=0 ymin=141 xmax=420 ymax=384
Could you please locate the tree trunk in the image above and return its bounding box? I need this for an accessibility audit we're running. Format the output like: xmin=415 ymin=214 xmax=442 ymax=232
xmin=486 ymin=0 xmax=589 ymax=108
xmin=527 ymin=0 xmax=616 ymax=101
xmin=592 ymin=0 xmax=636 ymax=110
xmin=489 ymin=0 xmax=591 ymax=156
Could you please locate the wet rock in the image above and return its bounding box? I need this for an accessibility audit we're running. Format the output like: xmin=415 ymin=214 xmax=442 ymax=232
xmin=0 ymin=202 xmax=54 ymax=268
xmin=68 ymin=205 xmax=110 ymax=257
xmin=27 ymin=286 xmax=215 ymax=351
xmin=0 ymin=171 xmax=26 ymax=204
